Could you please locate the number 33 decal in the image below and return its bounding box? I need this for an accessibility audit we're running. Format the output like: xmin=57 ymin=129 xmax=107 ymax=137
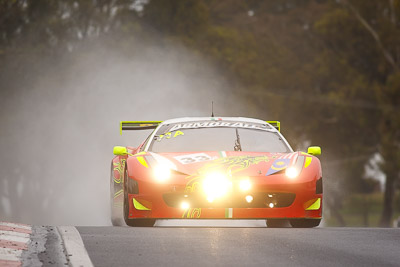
xmin=174 ymin=153 xmax=213 ymax=164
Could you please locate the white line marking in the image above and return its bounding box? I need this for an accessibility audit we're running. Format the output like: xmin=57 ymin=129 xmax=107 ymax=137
xmin=0 ymin=254 xmax=21 ymax=262
xmin=0 ymin=230 xmax=30 ymax=238
xmin=57 ymin=226 xmax=94 ymax=267
xmin=0 ymin=233 xmax=29 ymax=243
xmin=0 ymin=247 xmax=23 ymax=257
xmin=0 ymin=222 xmax=31 ymax=231
xmin=0 ymin=247 xmax=23 ymax=262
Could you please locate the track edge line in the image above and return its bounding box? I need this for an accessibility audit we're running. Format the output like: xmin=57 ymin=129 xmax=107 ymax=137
xmin=57 ymin=226 xmax=94 ymax=267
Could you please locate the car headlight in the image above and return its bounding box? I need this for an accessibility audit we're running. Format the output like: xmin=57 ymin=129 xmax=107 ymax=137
xmin=202 ymin=172 xmax=231 ymax=202
xmin=180 ymin=201 xmax=190 ymax=210
xmin=153 ymin=164 xmax=171 ymax=182
xmin=239 ymin=179 xmax=251 ymax=191
xmin=285 ymin=167 xmax=300 ymax=179
xmin=285 ymin=156 xmax=305 ymax=179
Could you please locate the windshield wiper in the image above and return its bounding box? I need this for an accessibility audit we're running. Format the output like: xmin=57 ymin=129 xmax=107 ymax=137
xmin=234 ymin=128 xmax=242 ymax=151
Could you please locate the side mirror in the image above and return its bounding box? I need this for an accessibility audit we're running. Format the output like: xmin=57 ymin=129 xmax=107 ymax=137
xmin=113 ymin=146 xmax=128 ymax=156
xmin=307 ymin=146 xmax=321 ymax=156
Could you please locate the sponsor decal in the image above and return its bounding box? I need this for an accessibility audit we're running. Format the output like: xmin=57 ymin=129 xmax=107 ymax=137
xmin=174 ymin=153 xmax=216 ymax=164
xmin=169 ymin=121 xmax=272 ymax=132
xmin=182 ymin=208 xmax=201 ymax=218
xmin=113 ymin=159 xmax=126 ymax=184
xmin=157 ymin=130 xmax=184 ymax=141
xmin=114 ymin=189 xmax=123 ymax=199
xmin=265 ymin=158 xmax=290 ymax=176
xmin=225 ymin=208 xmax=233 ymax=218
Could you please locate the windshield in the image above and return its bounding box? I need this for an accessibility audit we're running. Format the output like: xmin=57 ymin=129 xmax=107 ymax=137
xmin=149 ymin=127 xmax=290 ymax=153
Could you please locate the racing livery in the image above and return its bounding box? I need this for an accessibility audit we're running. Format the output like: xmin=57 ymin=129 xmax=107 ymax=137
xmin=110 ymin=117 xmax=323 ymax=227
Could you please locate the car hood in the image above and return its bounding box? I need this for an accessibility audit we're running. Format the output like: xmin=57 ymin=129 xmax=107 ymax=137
xmin=143 ymin=151 xmax=300 ymax=177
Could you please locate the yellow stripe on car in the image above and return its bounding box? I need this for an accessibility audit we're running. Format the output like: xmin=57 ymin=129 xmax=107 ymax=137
xmin=132 ymin=198 xmax=151 ymax=211
xmin=137 ymin=156 xmax=148 ymax=168
xmin=304 ymin=157 xmax=312 ymax=168
xmin=114 ymin=189 xmax=123 ymax=198
xmin=305 ymin=198 xmax=321 ymax=210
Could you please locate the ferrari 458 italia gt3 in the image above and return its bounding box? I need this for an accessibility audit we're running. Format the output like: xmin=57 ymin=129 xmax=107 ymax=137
xmin=110 ymin=117 xmax=322 ymax=227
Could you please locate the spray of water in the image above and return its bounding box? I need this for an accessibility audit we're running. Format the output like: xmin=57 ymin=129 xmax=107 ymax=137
xmin=0 ymin=37 xmax=249 ymax=226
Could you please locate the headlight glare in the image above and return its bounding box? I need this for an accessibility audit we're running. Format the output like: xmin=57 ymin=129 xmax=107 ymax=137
xmin=245 ymin=195 xmax=253 ymax=203
xmin=153 ymin=164 xmax=171 ymax=182
xmin=285 ymin=167 xmax=300 ymax=179
xmin=239 ymin=179 xmax=251 ymax=191
xmin=180 ymin=201 xmax=190 ymax=210
xmin=202 ymin=172 xmax=231 ymax=200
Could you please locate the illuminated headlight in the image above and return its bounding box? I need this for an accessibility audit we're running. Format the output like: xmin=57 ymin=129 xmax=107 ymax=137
xmin=180 ymin=201 xmax=190 ymax=210
xmin=239 ymin=179 xmax=251 ymax=191
xmin=285 ymin=156 xmax=305 ymax=179
xmin=285 ymin=167 xmax=300 ymax=179
xmin=202 ymin=173 xmax=231 ymax=201
xmin=153 ymin=165 xmax=171 ymax=182
xmin=245 ymin=195 xmax=253 ymax=203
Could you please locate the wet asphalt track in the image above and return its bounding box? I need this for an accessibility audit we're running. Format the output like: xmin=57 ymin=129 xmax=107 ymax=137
xmin=78 ymin=225 xmax=400 ymax=267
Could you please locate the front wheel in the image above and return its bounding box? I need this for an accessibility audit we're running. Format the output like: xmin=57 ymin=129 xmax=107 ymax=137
xmin=289 ymin=219 xmax=321 ymax=228
xmin=123 ymin=165 xmax=155 ymax=227
xmin=110 ymin=162 xmax=124 ymax=226
xmin=126 ymin=218 xmax=156 ymax=227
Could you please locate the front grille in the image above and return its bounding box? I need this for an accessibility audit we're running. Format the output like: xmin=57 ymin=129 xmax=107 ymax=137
xmin=163 ymin=192 xmax=295 ymax=208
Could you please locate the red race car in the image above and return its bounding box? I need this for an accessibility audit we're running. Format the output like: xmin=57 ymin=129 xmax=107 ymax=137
xmin=110 ymin=117 xmax=322 ymax=227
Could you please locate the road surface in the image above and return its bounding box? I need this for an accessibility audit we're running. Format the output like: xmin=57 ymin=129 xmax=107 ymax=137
xmin=78 ymin=225 xmax=400 ymax=267
xmin=2 ymin=221 xmax=399 ymax=266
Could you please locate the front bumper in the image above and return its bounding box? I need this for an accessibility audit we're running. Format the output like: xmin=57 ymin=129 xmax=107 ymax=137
xmin=126 ymin=178 xmax=322 ymax=219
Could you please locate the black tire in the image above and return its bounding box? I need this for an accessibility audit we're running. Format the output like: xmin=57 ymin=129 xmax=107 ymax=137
xmin=289 ymin=219 xmax=321 ymax=228
xmin=110 ymin=162 xmax=123 ymax=226
xmin=126 ymin=218 xmax=156 ymax=227
xmin=123 ymin=165 xmax=155 ymax=227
